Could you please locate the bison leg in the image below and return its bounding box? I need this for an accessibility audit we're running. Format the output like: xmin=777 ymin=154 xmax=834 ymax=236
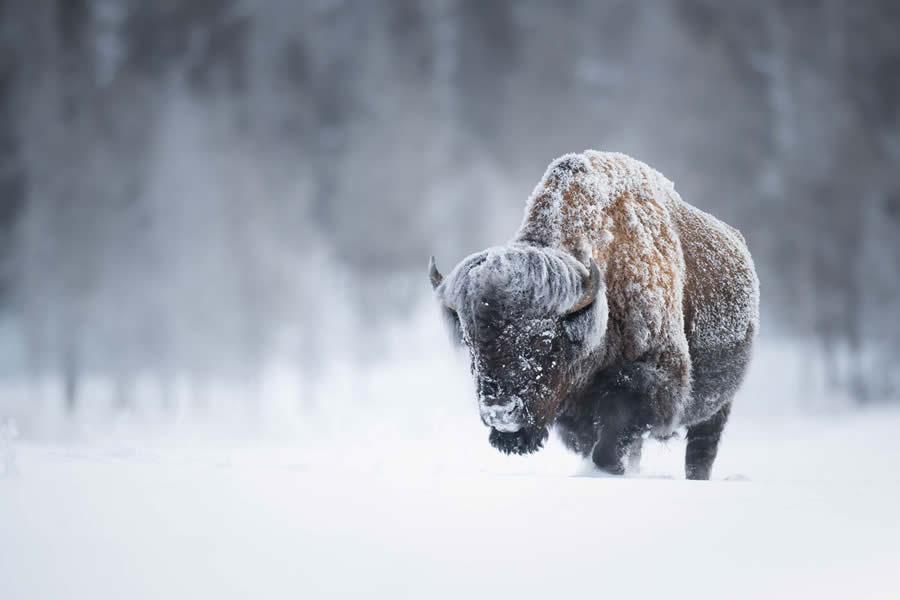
xmin=587 ymin=358 xmax=687 ymax=475
xmin=590 ymin=401 xmax=643 ymax=475
xmin=591 ymin=430 xmax=636 ymax=475
xmin=685 ymin=402 xmax=731 ymax=480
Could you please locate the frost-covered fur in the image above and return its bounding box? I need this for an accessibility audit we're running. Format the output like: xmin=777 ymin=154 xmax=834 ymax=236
xmin=433 ymin=151 xmax=759 ymax=479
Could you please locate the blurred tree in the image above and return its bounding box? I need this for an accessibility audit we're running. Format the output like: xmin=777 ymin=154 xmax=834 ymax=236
xmin=0 ymin=0 xmax=26 ymax=314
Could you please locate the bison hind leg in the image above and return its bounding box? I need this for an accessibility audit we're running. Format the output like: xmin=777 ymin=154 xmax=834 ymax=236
xmin=685 ymin=402 xmax=731 ymax=480
xmin=683 ymin=330 xmax=754 ymax=480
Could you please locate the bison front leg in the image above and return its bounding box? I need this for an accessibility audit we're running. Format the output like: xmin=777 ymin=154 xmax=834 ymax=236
xmin=589 ymin=357 xmax=688 ymax=475
xmin=685 ymin=402 xmax=731 ymax=480
xmin=588 ymin=383 xmax=650 ymax=475
xmin=591 ymin=427 xmax=643 ymax=475
xmin=591 ymin=407 xmax=643 ymax=475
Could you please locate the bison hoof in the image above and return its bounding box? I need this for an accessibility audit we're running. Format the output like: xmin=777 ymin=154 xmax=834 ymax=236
xmin=591 ymin=446 xmax=626 ymax=475
xmin=489 ymin=426 xmax=548 ymax=455
xmin=592 ymin=460 xmax=625 ymax=476
xmin=685 ymin=465 xmax=712 ymax=480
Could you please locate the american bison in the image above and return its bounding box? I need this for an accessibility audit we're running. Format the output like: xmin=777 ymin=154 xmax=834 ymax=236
xmin=430 ymin=151 xmax=759 ymax=479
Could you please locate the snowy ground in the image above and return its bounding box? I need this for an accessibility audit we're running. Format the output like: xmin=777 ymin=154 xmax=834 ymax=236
xmin=3 ymin=406 xmax=899 ymax=600
xmin=2 ymin=316 xmax=898 ymax=599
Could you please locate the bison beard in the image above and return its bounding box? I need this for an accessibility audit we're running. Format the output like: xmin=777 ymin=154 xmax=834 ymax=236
xmin=430 ymin=151 xmax=760 ymax=480
xmin=489 ymin=426 xmax=549 ymax=455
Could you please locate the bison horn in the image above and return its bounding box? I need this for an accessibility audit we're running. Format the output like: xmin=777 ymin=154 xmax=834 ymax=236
xmin=429 ymin=256 xmax=443 ymax=290
xmin=429 ymin=256 xmax=457 ymax=311
xmin=565 ymin=258 xmax=601 ymax=315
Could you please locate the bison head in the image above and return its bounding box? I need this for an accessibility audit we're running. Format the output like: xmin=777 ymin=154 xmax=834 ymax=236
xmin=430 ymin=246 xmax=608 ymax=455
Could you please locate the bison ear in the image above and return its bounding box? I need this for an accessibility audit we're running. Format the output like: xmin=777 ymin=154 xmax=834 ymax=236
xmin=564 ymin=259 xmax=601 ymax=315
xmin=429 ymin=256 xmax=443 ymax=290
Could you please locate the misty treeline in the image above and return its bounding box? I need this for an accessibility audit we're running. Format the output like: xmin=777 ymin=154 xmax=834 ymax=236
xmin=0 ymin=0 xmax=897 ymax=413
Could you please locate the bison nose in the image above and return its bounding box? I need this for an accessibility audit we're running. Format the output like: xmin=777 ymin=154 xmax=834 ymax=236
xmin=479 ymin=396 xmax=524 ymax=432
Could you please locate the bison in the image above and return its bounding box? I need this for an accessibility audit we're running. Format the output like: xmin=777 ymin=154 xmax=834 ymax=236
xmin=429 ymin=151 xmax=759 ymax=479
